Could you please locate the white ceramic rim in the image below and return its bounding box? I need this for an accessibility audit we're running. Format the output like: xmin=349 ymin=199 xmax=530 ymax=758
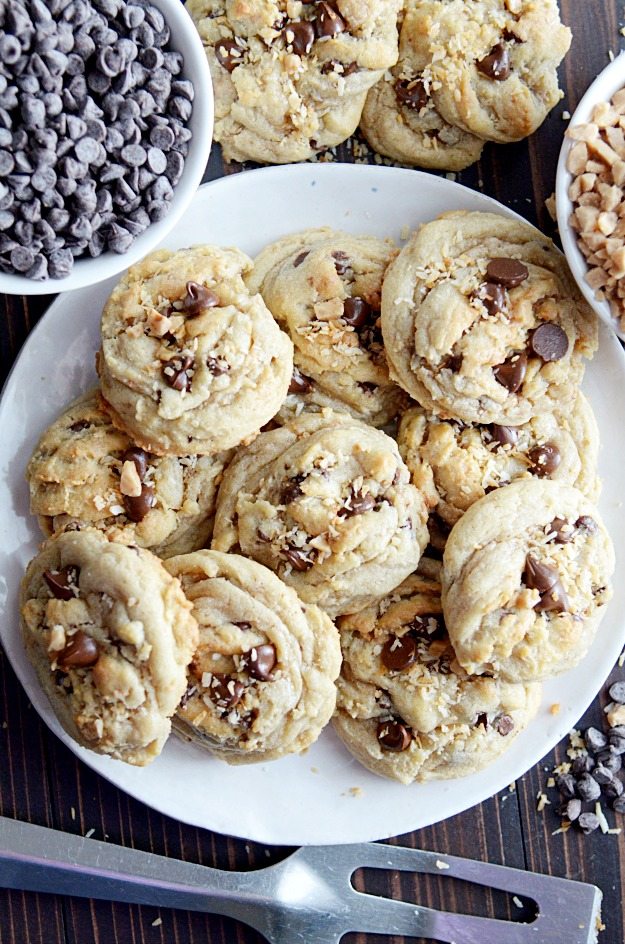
xmin=0 ymin=0 xmax=214 ymax=296
xmin=556 ymin=51 xmax=625 ymax=341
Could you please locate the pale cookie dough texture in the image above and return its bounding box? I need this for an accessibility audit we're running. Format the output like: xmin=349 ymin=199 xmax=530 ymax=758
xmin=187 ymin=0 xmax=402 ymax=164
xmin=333 ymin=558 xmax=541 ymax=783
xmin=20 ymin=530 xmax=198 ymax=766
xmin=360 ymin=2 xmax=484 ymax=170
xmin=381 ymin=211 xmax=598 ymax=425
xmin=247 ymin=228 xmax=406 ymax=426
xmin=27 ymin=391 xmax=231 ymax=557
xmin=442 ymin=480 xmax=614 ymax=682
xmin=413 ymin=0 xmax=570 ymax=144
xmin=212 ymin=412 xmax=428 ymax=618
xmin=98 ymin=245 xmax=293 ymax=456
xmin=166 ymin=550 xmax=341 ymax=763
xmin=398 ymin=391 xmax=600 ymax=526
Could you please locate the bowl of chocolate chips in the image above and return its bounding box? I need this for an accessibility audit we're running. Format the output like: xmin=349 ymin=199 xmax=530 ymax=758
xmin=0 ymin=0 xmax=213 ymax=294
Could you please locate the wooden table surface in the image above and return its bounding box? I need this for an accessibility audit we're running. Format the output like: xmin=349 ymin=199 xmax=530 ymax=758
xmin=1 ymin=2 xmax=625 ymax=942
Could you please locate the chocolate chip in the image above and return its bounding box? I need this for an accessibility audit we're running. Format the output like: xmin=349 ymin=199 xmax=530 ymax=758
xmin=342 ymin=296 xmax=371 ymax=328
xmin=183 ymin=281 xmax=219 ymax=316
xmin=321 ymin=59 xmax=358 ymax=77
xmin=474 ymin=281 xmax=506 ymax=315
xmin=280 ymin=474 xmax=305 ymax=505
xmin=314 ymin=2 xmax=346 ymax=38
xmin=572 ymin=754 xmax=595 ymax=775
xmin=57 ymin=630 xmax=99 ymax=670
xmin=556 ymin=773 xmax=577 ymax=799
xmin=338 ymin=488 xmax=376 ymax=518
xmin=597 ymin=750 xmax=621 ymax=774
xmin=549 ymin=517 xmax=575 ymax=544
xmin=377 ymin=719 xmax=412 ymax=752
xmin=609 ymin=682 xmax=625 ymax=704
xmin=565 ymin=798 xmax=582 ymax=821
xmin=476 ymin=43 xmax=511 ymax=80
xmin=493 ymin=352 xmax=527 ymax=392
xmin=179 ymin=683 xmax=197 ymax=709
xmin=491 ymin=424 xmax=519 ymax=446
xmin=534 ymin=579 xmax=569 ymax=614
xmin=69 ymin=419 xmax=91 ymax=432
xmin=442 ymin=353 xmax=463 ymax=372
xmin=585 ymin=726 xmax=608 ymax=753
xmin=486 ymin=258 xmax=528 ymax=287
xmin=576 ymin=515 xmax=597 ymax=535
xmin=381 ymin=634 xmax=417 ymax=672
xmin=524 ymin=555 xmax=559 ymax=593
xmin=592 ymin=764 xmax=613 ymax=786
xmin=282 ymin=545 xmax=314 ymax=571
xmin=122 ymin=446 xmax=149 ymax=481
xmin=43 ymin=565 xmax=80 ymax=600
xmin=578 ymin=811 xmax=600 ymax=834
xmin=493 ymin=714 xmax=514 ymax=736
xmin=528 ymin=443 xmax=561 ymax=477
xmin=293 ymin=250 xmax=309 ymax=268
xmin=123 ymin=483 xmax=156 ymax=522
xmin=207 ymin=357 xmax=229 ymax=375
xmin=529 ymin=323 xmax=568 ymax=362
xmin=288 ymin=367 xmax=314 ymax=394
xmin=215 ymin=38 xmax=245 ymax=73
xmin=577 ymin=773 xmax=602 ymax=802
xmin=283 ymin=20 xmax=315 ymax=56
xmin=240 ymin=644 xmax=276 ymax=681
xmin=475 ymin=712 xmax=489 ymax=729
xmin=394 ymin=77 xmax=428 ymax=111
xmin=163 ymin=354 xmax=194 ymax=391
xmin=207 ymin=674 xmax=245 ymax=709
xmin=606 ymin=778 xmax=624 ymax=799
xmin=609 ymin=728 xmax=625 ymax=754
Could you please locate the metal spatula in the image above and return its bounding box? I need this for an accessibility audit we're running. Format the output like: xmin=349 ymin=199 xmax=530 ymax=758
xmin=0 ymin=814 xmax=601 ymax=943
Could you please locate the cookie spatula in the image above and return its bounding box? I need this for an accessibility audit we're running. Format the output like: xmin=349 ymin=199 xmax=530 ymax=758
xmin=0 ymin=814 xmax=601 ymax=943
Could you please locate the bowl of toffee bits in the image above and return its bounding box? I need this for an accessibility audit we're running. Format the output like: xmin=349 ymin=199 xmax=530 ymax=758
xmin=0 ymin=0 xmax=213 ymax=294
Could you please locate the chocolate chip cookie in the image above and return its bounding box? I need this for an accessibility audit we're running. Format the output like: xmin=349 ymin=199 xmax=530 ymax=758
xmin=98 ymin=246 xmax=293 ymax=456
xmin=20 ymin=530 xmax=198 ymax=766
xmin=333 ymin=558 xmax=541 ymax=783
xmin=247 ymin=228 xmax=406 ymax=426
xmin=442 ymin=480 xmax=614 ymax=682
xmin=167 ymin=550 xmax=341 ymax=763
xmin=212 ymin=411 xmax=428 ymax=618
xmin=27 ymin=390 xmax=231 ymax=557
xmin=187 ymin=0 xmax=402 ymax=163
xmin=398 ymin=391 xmax=600 ymax=526
xmin=381 ymin=211 xmax=598 ymax=425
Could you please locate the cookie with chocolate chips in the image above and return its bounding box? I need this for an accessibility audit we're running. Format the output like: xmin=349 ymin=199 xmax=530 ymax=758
xmin=442 ymin=480 xmax=614 ymax=682
xmin=359 ymin=3 xmax=484 ymax=170
xmin=247 ymin=228 xmax=406 ymax=426
xmin=211 ymin=411 xmax=428 ymax=617
xmin=398 ymin=391 xmax=600 ymax=527
xmin=165 ymin=550 xmax=341 ymax=763
xmin=381 ymin=211 xmax=598 ymax=426
xmin=187 ymin=0 xmax=402 ymax=163
xmin=97 ymin=245 xmax=293 ymax=456
xmin=412 ymin=0 xmax=570 ymax=143
xmin=26 ymin=390 xmax=232 ymax=557
xmin=20 ymin=530 xmax=198 ymax=766
xmin=333 ymin=557 xmax=541 ymax=783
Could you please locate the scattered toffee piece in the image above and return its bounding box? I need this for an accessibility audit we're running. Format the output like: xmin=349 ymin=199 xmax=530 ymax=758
xmin=293 ymin=250 xmax=309 ymax=268
xmin=333 ymin=250 xmax=350 ymax=275
xmin=314 ymin=2 xmax=346 ymax=39
xmin=529 ymin=323 xmax=568 ymax=362
xmin=122 ymin=446 xmax=149 ymax=481
xmin=289 ymin=367 xmax=314 ymax=395
xmin=283 ymin=20 xmax=315 ymax=56
xmin=381 ymin=634 xmax=417 ymax=672
xmin=338 ymin=488 xmax=376 ymax=518
xmin=57 ymin=630 xmax=99 ymax=670
xmin=342 ymin=296 xmax=371 ymax=328
xmin=207 ymin=356 xmax=229 ymax=375
xmin=493 ymin=352 xmax=527 ymax=392
xmin=43 ymin=566 xmax=80 ymax=601
xmin=282 ymin=545 xmax=314 ymax=571
xmin=576 ymin=515 xmax=597 ymax=534
xmin=240 ymin=644 xmax=277 ymax=681
xmin=476 ymin=712 xmax=489 ymax=729
xmin=493 ymin=714 xmax=514 ymax=736
xmin=69 ymin=419 xmax=91 ymax=432
xmin=549 ymin=516 xmax=575 ymax=544
xmin=377 ymin=719 xmax=413 ymax=752
xmin=476 ymin=43 xmax=511 ymax=81
xmin=208 ymin=674 xmax=245 ymax=709
xmin=442 ymin=352 xmax=463 ymax=372
xmin=281 ymin=474 xmax=305 ymax=505
xmin=394 ymin=77 xmax=428 ymax=111
xmin=486 ymin=258 xmax=529 ymax=288
xmin=182 ymin=281 xmax=219 ymax=316
xmin=528 ymin=443 xmax=561 ymax=477
xmin=490 ymin=424 xmax=519 ymax=446
xmin=215 ymin=38 xmax=245 ymax=73
xmin=474 ymin=281 xmax=506 ymax=315
xmin=163 ymin=355 xmax=194 ymax=392
xmin=124 ymin=484 xmax=156 ymax=522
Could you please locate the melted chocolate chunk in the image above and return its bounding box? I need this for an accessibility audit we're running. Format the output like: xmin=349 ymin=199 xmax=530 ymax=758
xmin=332 ymin=250 xmax=350 ymax=275
xmin=338 ymin=488 xmax=376 ymax=518
xmin=207 ymin=356 xmax=229 ymax=375
xmin=493 ymin=352 xmax=527 ymax=393
xmin=377 ymin=719 xmax=413 ymax=752
xmin=283 ymin=20 xmax=315 ymax=56
xmin=282 ymin=545 xmax=314 ymax=571
xmin=293 ymin=251 xmax=309 ymax=268
xmin=476 ymin=43 xmax=511 ymax=80
xmin=490 ymin=424 xmax=519 ymax=446
xmin=123 ymin=484 xmax=156 ymax=522
xmin=342 ymin=296 xmax=371 ymax=328
xmin=43 ymin=565 xmax=80 ymax=601
xmin=239 ymin=644 xmax=276 ymax=681
xmin=394 ymin=77 xmax=428 ymax=111
xmin=215 ymin=38 xmax=245 ymax=73
xmin=314 ymin=2 xmax=346 ymax=38
xmin=289 ymin=367 xmax=314 ymax=394
xmin=474 ymin=281 xmax=506 ymax=315
xmin=280 ymin=474 xmax=305 ymax=505
xmin=528 ymin=442 xmax=561 ymax=476
xmin=182 ymin=281 xmax=220 ymax=316
xmin=381 ymin=634 xmax=417 ymax=672
xmin=57 ymin=630 xmax=99 ymax=670
xmin=207 ymin=674 xmax=245 ymax=709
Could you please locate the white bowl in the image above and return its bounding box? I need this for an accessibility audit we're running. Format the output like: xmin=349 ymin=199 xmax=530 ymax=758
xmin=556 ymin=52 xmax=625 ymax=341
xmin=0 ymin=0 xmax=213 ymax=296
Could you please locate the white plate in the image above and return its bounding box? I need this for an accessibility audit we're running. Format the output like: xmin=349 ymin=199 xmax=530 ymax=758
xmin=1 ymin=164 xmax=624 ymax=846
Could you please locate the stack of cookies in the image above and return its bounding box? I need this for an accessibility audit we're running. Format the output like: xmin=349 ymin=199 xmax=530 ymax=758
xmin=186 ymin=0 xmax=571 ymax=170
xmin=20 ymin=209 xmax=615 ymax=788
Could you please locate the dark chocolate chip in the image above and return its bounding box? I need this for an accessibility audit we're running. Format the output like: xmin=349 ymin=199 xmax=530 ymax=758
xmin=122 ymin=446 xmax=149 ymax=481
xmin=293 ymin=250 xmax=309 ymax=267
xmin=475 ymin=712 xmax=489 ymax=729
xmin=577 ymin=772 xmax=602 ymax=802
xmin=280 ymin=474 xmax=305 ymax=505
xmin=549 ymin=517 xmax=575 ymax=544
xmin=442 ymin=352 xmax=463 ymax=372
xmin=332 ymin=250 xmax=350 ymax=275
xmin=183 ymin=281 xmax=219 ymax=316
xmin=493 ymin=352 xmax=527 ymax=392
xmin=215 ymin=38 xmax=245 ymax=73
xmin=585 ymin=726 xmax=608 ymax=753
xmin=592 ymin=765 xmax=614 ymax=786
xmin=493 ymin=714 xmax=514 ymax=736
xmin=597 ymin=750 xmax=621 ymax=774
xmin=207 ymin=674 xmax=245 ymax=709
xmin=571 ymin=754 xmax=595 ymax=775
xmin=381 ymin=634 xmax=417 ymax=672
xmin=609 ymin=729 xmax=625 ymax=754
xmin=314 ymin=2 xmax=346 ymax=38
xmin=69 ymin=420 xmax=91 ymax=432
xmin=43 ymin=565 xmax=80 ymax=600
xmin=206 ymin=356 xmax=229 ymax=375
xmin=282 ymin=545 xmax=314 ymax=571
xmin=163 ymin=354 xmax=194 ymax=391
xmin=486 ymin=257 xmax=528 ymax=287
xmin=524 ymin=555 xmax=559 ymax=593
xmin=556 ymin=772 xmax=578 ymax=799
xmin=57 ymin=630 xmax=99 ymax=670
xmin=578 ymin=811 xmax=600 ymax=834
xmin=377 ymin=719 xmax=412 ymax=752
xmin=491 ymin=424 xmax=519 ymax=446
xmin=565 ymin=798 xmax=582 ymax=821
xmin=529 ymin=323 xmax=568 ymax=362
xmin=394 ymin=77 xmax=428 ymax=111
xmin=288 ymin=367 xmax=314 ymax=394
xmin=576 ymin=515 xmax=597 ymax=535
xmin=474 ymin=281 xmax=506 ymax=315
xmin=609 ymin=682 xmax=625 ymax=704
xmin=321 ymin=59 xmax=358 ymax=76
xmin=342 ymin=296 xmax=371 ymax=328
xmin=123 ymin=483 xmax=156 ymax=522
xmin=528 ymin=443 xmax=561 ymax=477
xmin=613 ymin=795 xmax=625 ymax=813
xmin=606 ymin=778 xmax=624 ymax=799
xmin=338 ymin=489 xmax=376 ymax=518
xmin=240 ymin=644 xmax=276 ymax=681
xmin=283 ymin=20 xmax=315 ymax=56
xmin=476 ymin=43 xmax=511 ymax=80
